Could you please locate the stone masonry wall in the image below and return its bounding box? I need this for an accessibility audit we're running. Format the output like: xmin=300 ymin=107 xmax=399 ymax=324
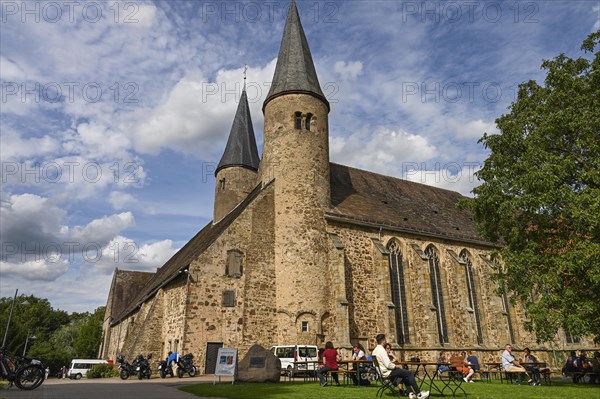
xmin=326 ymin=220 xmax=596 ymax=367
xmin=178 ymin=185 xmax=276 ymax=372
xmin=159 ymin=278 xmax=187 ymax=359
xmin=214 ymin=167 xmax=258 ymax=223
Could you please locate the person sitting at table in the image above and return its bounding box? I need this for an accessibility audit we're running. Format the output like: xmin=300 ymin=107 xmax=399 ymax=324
xmin=437 ymin=351 xmax=450 ymax=375
xmin=372 ymin=334 xmax=429 ymax=399
xmin=522 ymin=347 xmax=542 ymax=385
xmin=385 ymin=343 xmax=398 ymax=363
xmin=501 ymin=344 xmax=529 ymax=384
xmin=316 ymin=341 xmax=341 ymax=387
xmin=352 ymin=343 xmax=366 ymax=360
xmin=464 ymin=351 xmax=479 ymax=383
xmin=590 ymin=351 xmax=600 ymax=384
xmin=562 ymin=350 xmax=577 ymax=378
xmin=350 ymin=343 xmax=368 ymax=386
xmin=449 ymin=352 xmax=472 ymax=382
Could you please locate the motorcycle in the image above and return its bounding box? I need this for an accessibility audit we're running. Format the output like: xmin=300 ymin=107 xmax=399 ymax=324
xmin=133 ymin=354 xmax=152 ymax=380
xmin=0 ymin=347 xmax=45 ymax=390
xmin=158 ymin=357 xmax=174 ymax=378
xmin=176 ymin=353 xmax=197 ymax=378
xmin=116 ymin=355 xmax=135 ymax=380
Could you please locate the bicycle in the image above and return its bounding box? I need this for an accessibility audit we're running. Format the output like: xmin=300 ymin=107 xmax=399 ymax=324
xmin=0 ymin=346 xmax=45 ymax=390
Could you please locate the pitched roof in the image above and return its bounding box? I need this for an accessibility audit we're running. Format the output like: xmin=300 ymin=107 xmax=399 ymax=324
xmin=216 ymin=89 xmax=260 ymax=175
xmin=111 ymin=182 xmax=266 ymax=325
xmin=107 ymin=269 xmax=154 ymax=319
xmin=328 ymin=163 xmax=495 ymax=246
xmin=264 ymin=0 xmax=328 ymax=110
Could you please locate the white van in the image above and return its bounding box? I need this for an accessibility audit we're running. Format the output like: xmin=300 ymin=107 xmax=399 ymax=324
xmin=270 ymin=345 xmax=319 ymax=377
xmin=68 ymin=359 xmax=109 ymax=379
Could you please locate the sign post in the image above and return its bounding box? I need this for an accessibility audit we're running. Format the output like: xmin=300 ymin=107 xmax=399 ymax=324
xmin=214 ymin=347 xmax=237 ymax=384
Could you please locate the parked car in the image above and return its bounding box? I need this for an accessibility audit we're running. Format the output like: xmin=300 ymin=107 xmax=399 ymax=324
xmin=68 ymin=359 xmax=108 ymax=379
xmin=270 ymin=345 xmax=319 ymax=377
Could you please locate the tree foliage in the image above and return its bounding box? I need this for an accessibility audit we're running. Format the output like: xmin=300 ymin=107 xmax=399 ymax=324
xmin=467 ymin=31 xmax=600 ymax=343
xmin=0 ymin=294 xmax=105 ymax=373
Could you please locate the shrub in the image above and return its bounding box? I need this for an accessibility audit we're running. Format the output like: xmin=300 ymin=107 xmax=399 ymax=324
xmin=86 ymin=363 xmax=118 ymax=378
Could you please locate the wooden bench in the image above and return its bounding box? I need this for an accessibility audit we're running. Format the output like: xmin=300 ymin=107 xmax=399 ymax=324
xmin=502 ymin=369 xmax=529 ymax=384
xmin=564 ymin=371 xmax=600 ymax=383
xmin=322 ymin=368 xmax=359 ymax=386
xmin=476 ymin=369 xmax=494 ymax=383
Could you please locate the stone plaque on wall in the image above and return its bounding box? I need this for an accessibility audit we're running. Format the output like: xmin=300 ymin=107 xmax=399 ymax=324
xmin=249 ymin=357 xmax=266 ymax=368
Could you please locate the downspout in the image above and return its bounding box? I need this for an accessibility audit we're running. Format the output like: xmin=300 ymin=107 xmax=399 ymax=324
xmin=181 ymin=267 xmax=191 ymax=354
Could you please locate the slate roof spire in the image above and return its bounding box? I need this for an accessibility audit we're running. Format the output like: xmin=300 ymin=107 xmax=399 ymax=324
xmin=216 ymin=86 xmax=260 ymax=175
xmin=264 ymin=0 xmax=329 ymax=110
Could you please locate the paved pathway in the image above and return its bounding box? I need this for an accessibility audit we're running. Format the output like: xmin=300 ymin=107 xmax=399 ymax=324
xmin=0 ymin=375 xmax=231 ymax=399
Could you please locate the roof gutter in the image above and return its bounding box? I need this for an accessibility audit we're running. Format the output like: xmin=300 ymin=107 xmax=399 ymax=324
xmin=325 ymin=213 xmax=502 ymax=249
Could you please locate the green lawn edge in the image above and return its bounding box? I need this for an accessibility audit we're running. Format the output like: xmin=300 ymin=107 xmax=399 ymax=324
xmin=179 ymin=380 xmax=599 ymax=399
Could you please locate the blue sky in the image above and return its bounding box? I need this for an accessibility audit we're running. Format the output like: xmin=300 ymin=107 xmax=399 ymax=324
xmin=1 ymin=0 xmax=598 ymax=313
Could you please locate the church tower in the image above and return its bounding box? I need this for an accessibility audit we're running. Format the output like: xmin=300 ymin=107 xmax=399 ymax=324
xmin=214 ymin=86 xmax=260 ymax=223
xmin=259 ymin=0 xmax=332 ymax=344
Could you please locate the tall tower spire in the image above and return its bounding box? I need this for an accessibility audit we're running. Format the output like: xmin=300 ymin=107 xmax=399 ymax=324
xmin=213 ymin=79 xmax=260 ymax=223
xmin=258 ymin=1 xmax=332 ymax=345
xmin=263 ymin=0 xmax=328 ymax=111
xmin=216 ymin=88 xmax=260 ymax=175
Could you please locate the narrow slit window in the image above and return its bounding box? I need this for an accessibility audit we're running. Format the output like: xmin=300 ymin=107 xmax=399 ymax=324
xmin=305 ymin=113 xmax=312 ymax=131
xmin=225 ymin=249 xmax=243 ymax=277
xmin=301 ymin=321 xmax=309 ymax=332
xmin=295 ymin=112 xmax=302 ymax=129
xmin=223 ymin=290 xmax=236 ymax=307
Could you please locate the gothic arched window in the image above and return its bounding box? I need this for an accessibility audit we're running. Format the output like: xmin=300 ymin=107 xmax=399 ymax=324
xmin=425 ymin=245 xmax=448 ymax=344
xmin=387 ymin=240 xmax=410 ymax=344
xmin=460 ymin=250 xmax=483 ymax=344
xmin=501 ymin=292 xmax=515 ymax=344
xmin=295 ymin=112 xmax=302 ymax=129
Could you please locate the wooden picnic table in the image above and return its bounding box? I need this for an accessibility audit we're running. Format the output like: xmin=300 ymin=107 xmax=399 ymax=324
xmin=395 ymin=361 xmax=466 ymax=397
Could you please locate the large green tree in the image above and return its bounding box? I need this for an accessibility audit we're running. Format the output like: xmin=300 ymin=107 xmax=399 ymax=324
xmin=468 ymin=31 xmax=600 ymax=343
xmin=1 ymin=295 xmax=106 ymax=373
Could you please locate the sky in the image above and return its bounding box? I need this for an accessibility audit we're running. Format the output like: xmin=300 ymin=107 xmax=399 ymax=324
xmin=1 ymin=0 xmax=598 ymax=313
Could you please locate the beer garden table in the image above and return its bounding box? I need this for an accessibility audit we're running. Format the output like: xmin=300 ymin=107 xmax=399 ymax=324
xmin=397 ymin=361 xmax=466 ymax=397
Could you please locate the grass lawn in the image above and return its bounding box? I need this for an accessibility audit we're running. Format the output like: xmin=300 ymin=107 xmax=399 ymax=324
xmin=181 ymin=380 xmax=599 ymax=399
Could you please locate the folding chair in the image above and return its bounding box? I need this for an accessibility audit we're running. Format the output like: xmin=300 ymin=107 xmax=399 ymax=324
xmin=372 ymin=357 xmax=399 ymax=397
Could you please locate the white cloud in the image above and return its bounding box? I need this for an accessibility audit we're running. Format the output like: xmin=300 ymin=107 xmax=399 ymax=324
xmin=334 ymin=61 xmax=363 ymax=81
xmin=449 ymin=118 xmax=498 ymax=139
xmin=72 ymin=122 xmax=132 ymax=160
xmin=1 ymin=193 xmax=135 ymax=265
xmin=404 ymin=164 xmax=482 ymax=197
xmin=330 ymin=128 xmax=438 ymax=177
xmin=0 ymin=128 xmax=60 ymax=160
xmin=70 ymin=212 xmax=135 ymax=246
xmin=109 ymin=191 xmax=138 ymax=210
xmin=594 ymin=5 xmax=600 ymax=31
xmin=0 ymin=267 xmax=114 ymax=313
xmin=133 ymin=61 xmax=275 ymax=157
xmin=0 ymin=56 xmax=28 ymax=81
xmin=0 ymin=259 xmax=69 ymax=281
xmin=95 ymin=236 xmax=178 ymax=274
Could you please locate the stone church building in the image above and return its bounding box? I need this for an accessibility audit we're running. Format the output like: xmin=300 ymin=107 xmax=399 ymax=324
xmin=100 ymin=1 xmax=592 ymax=372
